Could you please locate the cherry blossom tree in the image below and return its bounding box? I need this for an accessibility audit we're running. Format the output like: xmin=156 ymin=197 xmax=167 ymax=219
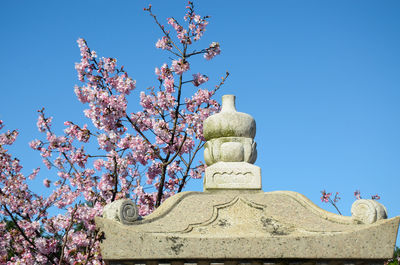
xmin=0 ymin=2 xmax=228 ymax=264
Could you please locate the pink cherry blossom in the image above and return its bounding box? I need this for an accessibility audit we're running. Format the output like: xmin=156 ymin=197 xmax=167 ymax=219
xmin=171 ymin=59 xmax=190 ymax=75
xmin=371 ymin=194 xmax=380 ymax=200
xmin=43 ymin=178 xmax=51 ymax=188
xmin=0 ymin=129 xmax=18 ymax=145
xmin=204 ymin=42 xmax=221 ymax=60
xmin=36 ymin=114 xmax=52 ymax=132
xmin=192 ymin=73 xmax=209 ymax=87
xmin=320 ymin=190 xmax=332 ymax=203
xmin=156 ymin=36 xmax=172 ymax=50
xmin=27 ymin=168 xmax=40 ymax=180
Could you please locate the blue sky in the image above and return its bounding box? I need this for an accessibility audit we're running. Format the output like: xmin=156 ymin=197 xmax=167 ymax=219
xmin=1 ymin=0 xmax=399 ymax=242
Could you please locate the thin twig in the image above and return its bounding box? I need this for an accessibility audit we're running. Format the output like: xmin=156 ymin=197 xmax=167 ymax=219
xmin=144 ymin=6 xmax=183 ymax=56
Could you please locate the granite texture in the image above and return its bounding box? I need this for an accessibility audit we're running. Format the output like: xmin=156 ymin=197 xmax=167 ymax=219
xmin=96 ymin=191 xmax=400 ymax=261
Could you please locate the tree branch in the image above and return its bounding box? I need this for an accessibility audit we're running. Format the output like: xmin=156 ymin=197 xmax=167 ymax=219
xmin=58 ymin=205 xmax=78 ymax=265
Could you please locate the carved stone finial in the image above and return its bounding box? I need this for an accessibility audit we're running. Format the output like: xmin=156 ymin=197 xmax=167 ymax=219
xmin=203 ymin=95 xmax=261 ymax=191
xmin=351 ymin=199 xmax=388 ymax=224
xmin=102 ymin=199 xmax=139 ymax=225
xmin=204 ymin=95 xmax=256 ymax=142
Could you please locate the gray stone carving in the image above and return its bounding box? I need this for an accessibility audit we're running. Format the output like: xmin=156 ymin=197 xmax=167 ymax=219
xmin=203 ymin=95 xmax=261 ymax=190
xmin=203 ymin=94 xmax=256 ymax=141
xmin=351 ymin=199 xmax=388 ymax=224
xmin=96 ymin=191 xmax=400 ymax=260
xmin=102 ymin=199 xmax=139 ymax=225
xmin=204 ymin=137 xmax=257 ymax=165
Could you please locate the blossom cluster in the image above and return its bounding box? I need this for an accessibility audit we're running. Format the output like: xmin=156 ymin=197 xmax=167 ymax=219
xmin=353 ymin=190 xmax=380 ymax=200
xmin=165 ymin=2 xmax=209 ymax=45
xmin=204 ymin=42 xmax=221 ymax=60
xmin=320 ymin=190 xmax=333 ymax=203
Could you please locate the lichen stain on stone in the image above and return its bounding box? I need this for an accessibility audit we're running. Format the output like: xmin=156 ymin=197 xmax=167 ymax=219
xmin=204 ymin=127 xmax=237 ymax=141
xmin=166 ymin=236 xmax=185 ymax=255
xmin=261 ymin=216 xmax=291 ymax=236
xmin=216 ymin=218 xmax=231 ymax=227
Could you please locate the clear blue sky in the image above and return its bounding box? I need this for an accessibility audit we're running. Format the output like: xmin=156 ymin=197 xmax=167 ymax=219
xmin=1 ymin=0 xmax=399 ymax=242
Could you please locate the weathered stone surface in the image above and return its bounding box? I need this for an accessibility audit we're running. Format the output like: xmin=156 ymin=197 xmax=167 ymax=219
xmin=102 ymin=199 xmax=139 ymax=225
xmin=204 ymin=137 xmax=257 ymax=165
xmin=202 ymin=95 xmax=260 ymax=191
xmin=96 ymin=191 xmax=400 ymax=260
xmin=351 ymin=199 xmax=388 ymax=224
xmin=106 ymin=261 xmax=387 ymax=265
xmin=204 ymin=162 xmax=261 ymax=191
xmin=203 ymin=95 xmax=256 ymax=141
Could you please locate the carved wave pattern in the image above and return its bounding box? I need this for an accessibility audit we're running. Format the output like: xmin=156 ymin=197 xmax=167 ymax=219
xmin=212 ymin=171 xmax=253 ymax=184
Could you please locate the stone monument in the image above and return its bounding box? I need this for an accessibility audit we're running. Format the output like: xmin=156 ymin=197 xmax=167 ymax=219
xmin=203 ymin=94 xmax=260 ymax=191
xmin=96 ymin=95 xmax=399 ymax=265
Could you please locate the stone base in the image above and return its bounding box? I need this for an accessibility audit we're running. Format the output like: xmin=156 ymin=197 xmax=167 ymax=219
xmin=204 ymin=162 xmax=261 ymax=191
xmin=107 ymin=259 xmax=387 ymax=265
xmin=96 ymin=191 xmax=400 ymax=261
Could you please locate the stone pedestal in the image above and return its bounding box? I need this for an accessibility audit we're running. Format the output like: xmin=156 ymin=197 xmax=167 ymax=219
xmin=204 ymin=162 xmax=261 ymax=190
